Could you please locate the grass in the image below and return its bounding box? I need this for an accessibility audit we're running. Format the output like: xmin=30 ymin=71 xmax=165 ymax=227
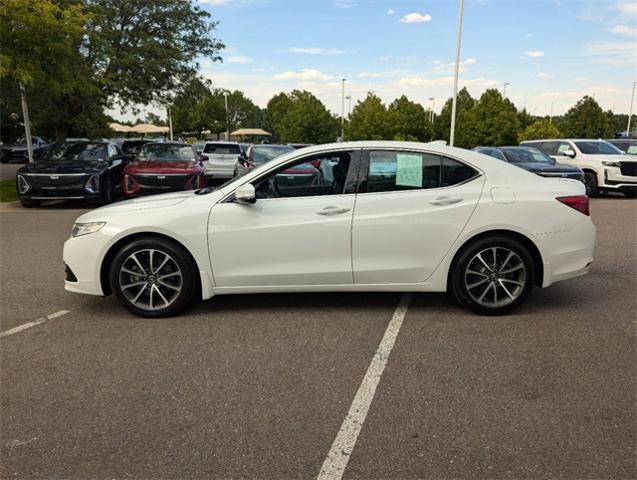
xmin=0 ymin=179 xmax=18 ymax=203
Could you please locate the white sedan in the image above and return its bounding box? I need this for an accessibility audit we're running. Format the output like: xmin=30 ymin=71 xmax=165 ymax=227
xmin=63 ymin=141 xmax=596 ymax=317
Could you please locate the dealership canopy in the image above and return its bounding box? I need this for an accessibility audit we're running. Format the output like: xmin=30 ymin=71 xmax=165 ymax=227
xmin=231 ymin=128 xmax=271 ymax=137
xmin=129 ymin=123 xmax=170 ymax=134
xmin=109 ymin=122 xmax=134 ymax=133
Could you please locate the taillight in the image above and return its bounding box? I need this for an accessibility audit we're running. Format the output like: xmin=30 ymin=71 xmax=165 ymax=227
xmin=123 ymin=174 xmax=140 ymax=195
xmin=556 ymin=195 xmax=589 ymax=216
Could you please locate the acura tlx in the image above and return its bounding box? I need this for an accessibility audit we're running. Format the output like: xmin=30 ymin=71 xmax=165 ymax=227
xmin=63 ymin=141 xmax=596 ymax=318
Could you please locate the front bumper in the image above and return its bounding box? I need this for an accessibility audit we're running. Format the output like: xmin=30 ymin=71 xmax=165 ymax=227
xmin=63 ymin=232 xmax=111 ymax=296
xmin=600 ymin=166 xmax=637 ymax=191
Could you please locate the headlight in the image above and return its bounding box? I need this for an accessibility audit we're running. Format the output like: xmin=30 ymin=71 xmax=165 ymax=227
xmin=17 ymin=175 xmax=30 ymax=194
xmin=602 ymin=161 xmax=621 ymax=167
xmin=72 ymin=222 xmax=105 ymax=237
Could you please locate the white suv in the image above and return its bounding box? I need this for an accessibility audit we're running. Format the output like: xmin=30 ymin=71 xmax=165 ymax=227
xmin=201 ymin=141 xmax=242 ymax=179
xmin=520 ymin=139 xmax=637 ymax=197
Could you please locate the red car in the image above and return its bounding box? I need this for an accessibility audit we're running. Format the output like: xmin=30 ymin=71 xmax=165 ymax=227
xmin=122 ymin=142 xmax=205 ymax=196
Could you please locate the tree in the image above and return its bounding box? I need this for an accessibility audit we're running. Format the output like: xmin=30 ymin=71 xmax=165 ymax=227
xmin=386 ymin=95 xmax=432 ymax=141
xmin=561 ymin=96 xmax=614 ymax=138
xmin=517 ymin=108 xmax=536 ymax=130
xmin=518 ymin=119 xmax=563 ymax=142
xmin=276 ymin=91 xmax=338 ymax=143
xmin=263 ymin=93 xmax=294 ymax=142
xmin=347 ymin=92 xmax=388 ymax=140
xmin=217 ymin=89 xmax=261 ymax=133
xmin=170 ymin=77 xmax=224 ymax=137
xmin=1 ymin=0 xmax=224 ymax=141
xmin=456 ymin=89 xmax=520 ymax=148
xmin=145 ymin=112 xmax=167 ymax=126
xmin=432 ymin=87 xmax=476 ymax=143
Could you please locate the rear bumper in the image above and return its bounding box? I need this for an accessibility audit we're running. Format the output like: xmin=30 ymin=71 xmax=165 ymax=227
xmin=540 ymin=217 xmax=596 ymax=288
xmin=203 ymin=161 xmax=235 ymax=179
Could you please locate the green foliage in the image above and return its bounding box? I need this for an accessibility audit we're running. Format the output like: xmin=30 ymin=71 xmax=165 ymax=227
xmin=561 ymin=96 xmax=614 ymax=138
xmin=432 ymin=87 xmax=476 ymax=143
xmin=517 ymin=108 xmax=536 ymax=130
xmin=0 ymin=0 xmax=224 ymax=141
xmin=386 ymin=95 xmax=432 ymax=141
xmin=455 ymin=89 xmax=520 ymax=148
xmin=276 ymin=91 xmax=338 ymax=143
xmin=346 ymin=92 xmax=388 ymax=140
xmin=0 ymin=180 xmax=18 ymax=203
xmin=262 ymin=91 xmax=336 ymax=143
xmin=518 ymin=119 xmax=563 ymax=142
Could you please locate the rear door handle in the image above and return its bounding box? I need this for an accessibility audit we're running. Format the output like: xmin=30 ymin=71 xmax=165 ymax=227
xmin=317 ymin=206 xmax=351 ymax=215
xmin=430 ymin=196 xmax=463 ymax=206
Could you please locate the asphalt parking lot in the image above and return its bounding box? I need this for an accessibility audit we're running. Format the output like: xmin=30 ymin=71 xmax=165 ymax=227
xmin=0 ymin=197 xmax=635 ymax=479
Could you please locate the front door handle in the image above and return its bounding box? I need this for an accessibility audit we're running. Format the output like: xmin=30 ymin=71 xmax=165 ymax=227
xmin=430 ymin=196 xmax=463 ymax=206
xmin=317 ymin=205 xmax=351 ymax=215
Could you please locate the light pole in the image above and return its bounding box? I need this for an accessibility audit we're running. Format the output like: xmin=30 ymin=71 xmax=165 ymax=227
xmin=168 ymin=108 xmax=173 ymax=141
xmin=503 ymin=82 xmax=510 ymax=98
xmin=549 ymin=102 xmax=554 ymax=123
xmin=449 ymin=0 xmax=464 ymax=147
xmin=341 ymin=78 xmax=346 ymax=141
xmin=627 ymin=80 xmax=637 ymax=136
xmin=428 ymin=97 xmax=435 ymax=123
xmin=19 ymin=83 xmax=34 ymax=163
xmin=224 ymin=92 xmax=230 ymax=141
xmin=346 ymin=95 xmax=352 ymax=116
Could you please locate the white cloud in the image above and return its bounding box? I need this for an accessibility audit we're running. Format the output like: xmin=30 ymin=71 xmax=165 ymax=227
xmin=587 ymin=40 xmax=637 ymax=65
xmin=525 ymin=50 xmax=545 ymax=58
xmin=399 ymin=13 xmax=432 ymax=23
xmin=536 ymin=72 xmax=554 ymax=79
xmin=226 ymin=55 xmax=251 ymax=64
xmin=614 ymin=1 xmax=637 ymax=15
xmin=282 ymin=47 xmax=346 ymax=55
xmin=387 ymin=9 xmax=395 ymax=15
xmin=359 ymin=69 xmax=409 ymax=78
xmin=332 ymin=1 xmax=362 ymax=8
xmin=397 ymin=76 xmax=498 ymax=89
xmin=274 ymin=69 xmax=333 ymax=81
xmin=611 ymin=24 xmax=637 ymax=36
xmin=430 ymin=58 xmax=478 ymax=74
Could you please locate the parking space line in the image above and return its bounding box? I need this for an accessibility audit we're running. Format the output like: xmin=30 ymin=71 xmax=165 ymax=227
xmin=0 ymin=310 xmax=70 ymax=338
xmin=317 ymin=293 xmax=412 ymax=480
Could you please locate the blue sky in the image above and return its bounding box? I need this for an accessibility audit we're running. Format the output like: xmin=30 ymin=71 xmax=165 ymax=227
xmin=115 ymin=0 xmax=637 ymax=120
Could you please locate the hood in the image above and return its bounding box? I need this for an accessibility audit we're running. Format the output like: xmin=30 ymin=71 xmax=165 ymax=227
xmin=75 ymin=190 xmax=198 ymax=223
xmin=19 ymin=159 xmax=107 ymax=174
xmin=125 ymin=160 xmax=202 ymax=174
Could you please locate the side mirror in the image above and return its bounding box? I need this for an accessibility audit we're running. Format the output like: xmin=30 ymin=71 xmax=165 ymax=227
xmin=234 ymin=183 xmax=256 ymax=204
xmin=199 ymin=154 xmax=209 ymax=161
xmin=563 ymin=149 xmax=576 ymax=158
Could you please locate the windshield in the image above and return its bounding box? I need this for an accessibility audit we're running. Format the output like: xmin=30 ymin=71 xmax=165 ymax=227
xmin=40 ymin=143 xmax=107 ymax=162
xmin=138 ymin=144 xmax=196 ymax=162
xmin=252 ymin=145 xmax=295 ymax=164
xmin=203 ymin=143 xmax=241 ymax=154
xmin=502 ymin=148 xmax=555 ymax=164
xmin=575 ymin=141 xmax=622 ymax=155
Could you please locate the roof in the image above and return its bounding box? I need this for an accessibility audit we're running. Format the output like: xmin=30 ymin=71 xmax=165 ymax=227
xmin=231 ymin=128 xmax=271 ymax=136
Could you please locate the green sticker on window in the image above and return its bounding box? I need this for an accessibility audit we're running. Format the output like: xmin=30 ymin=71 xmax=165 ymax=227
xmin=396 ymin=153 xmax=423 ymax=187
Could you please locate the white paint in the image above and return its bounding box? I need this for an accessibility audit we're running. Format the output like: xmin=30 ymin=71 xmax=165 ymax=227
xmin=0 ymin=310 xmax=70 ymax=338
xmin=317 ymin=293 xmax=412 ymax=480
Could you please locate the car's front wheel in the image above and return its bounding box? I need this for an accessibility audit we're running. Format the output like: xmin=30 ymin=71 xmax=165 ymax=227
xmin=450 ymin=236 xmax=535 ymax=315
xmin=109 ymin=237 xmax=199 ymax=318
xmin=583 ymin=171 xmax=599 ymax=197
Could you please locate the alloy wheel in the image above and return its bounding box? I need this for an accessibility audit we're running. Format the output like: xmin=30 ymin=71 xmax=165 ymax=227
xmin=464 ymin=247 xmax=527 ymax=308
xmin=118 ymin=249 xmax=183 ymax=311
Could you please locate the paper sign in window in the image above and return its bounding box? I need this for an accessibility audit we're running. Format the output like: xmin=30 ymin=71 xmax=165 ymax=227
xmin=396 ymin=154 xmax=423 ymax=187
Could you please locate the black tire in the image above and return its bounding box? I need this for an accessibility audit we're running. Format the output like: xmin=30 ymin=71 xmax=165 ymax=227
xmin=623 ymin=190 xmax=637 ymax=198
xmin=101 ymin=177 xmax=114 ymax=205
xmin=450 ymin=236 xmax=535 ymax=316
xmin=109 ymin=237 xmax=200 ymax=318
xmin=20 ymin=198 xmax=40 ymax=208
xmin=583 ymin=171 xmax=599 ymax=197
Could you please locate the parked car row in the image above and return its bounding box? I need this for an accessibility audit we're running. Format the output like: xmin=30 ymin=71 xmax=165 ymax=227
xmin=474 ymin=139 xmax=637 ymax=198
xmin=15 ymin=141 xmax=204 ymax=207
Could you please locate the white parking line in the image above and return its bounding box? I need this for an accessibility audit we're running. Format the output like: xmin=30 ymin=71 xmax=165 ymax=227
xmin=317 ymin=293 xmax=412 ymax=480
xmin=0 ymin=310 xmax=70 ymax=338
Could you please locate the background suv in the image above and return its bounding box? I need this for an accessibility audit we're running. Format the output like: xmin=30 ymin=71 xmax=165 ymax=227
xmin=520 ymin=139 xmax=637 ymax=197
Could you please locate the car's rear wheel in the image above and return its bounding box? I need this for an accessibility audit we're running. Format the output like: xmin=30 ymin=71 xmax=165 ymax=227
xmin=451 ymin=236 xmax=535 ymax=315
xmin=109 ymin=237 xmax=199 ymax=318
xmin=583 ymin=171 xmax=599 ymax=197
